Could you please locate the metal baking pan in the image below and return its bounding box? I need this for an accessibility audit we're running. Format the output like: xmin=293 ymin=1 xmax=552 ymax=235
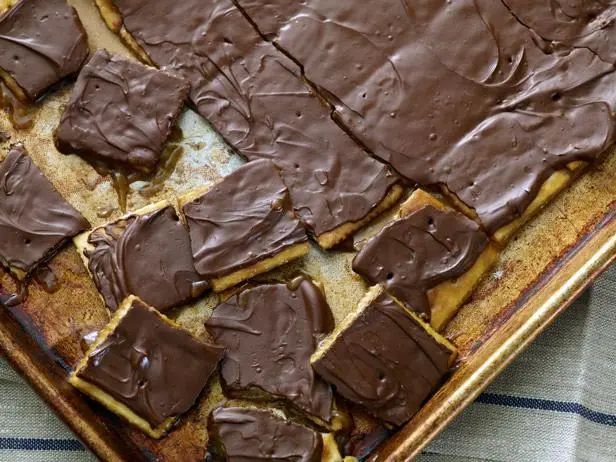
xmin=0 ymin=0 xmax=615 ymax=460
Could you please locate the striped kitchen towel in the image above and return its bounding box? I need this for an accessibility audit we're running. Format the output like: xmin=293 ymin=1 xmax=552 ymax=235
xmin=0 ymin=265 xmax=615 ymax=462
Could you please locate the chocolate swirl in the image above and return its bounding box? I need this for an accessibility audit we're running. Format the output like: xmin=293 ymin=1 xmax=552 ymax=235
xmin=312 ymin=291 xmax=452 ymax=426
xmin=182 ymin=160 xmax=307 ymax=279
xmin=0 ymin=144 xmax=89 ymax=274
xmin=111 ymin=0 xmax=398 ymax=236
xmin=55 ymin=49 xmax=189 ymax=173
xmin=78 ymin=298 xmax=224 ymax=427
xmin=502 ymin=0 xmax=616 ymax=64
xmin=0 ymin=0 xmax=89 ymax=100
xmin=352 ymin=206 xmax=489 ymax=318
xmin=205 ymin=277 xmax=335 ymax=421
xmin=235 ymin=0 xmax=616 ymax=232
xmin=86 ymin=206 xmax=207 ymax=312
xmin=210 ymin=407 xmax=322 ymax=462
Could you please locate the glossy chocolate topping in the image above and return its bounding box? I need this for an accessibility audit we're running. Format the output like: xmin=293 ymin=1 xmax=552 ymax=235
xmin=312 ymin=291 xmax=452 ymax=426
xmin=0 ymin=0 xmax=89 ymax=100
xmin=182 ymin=160 xmax=307 ymax=279
xmin=502 ymin=0 xmax=616 ymax=64
xmin=86 ymin=206 xmax=207 ymax=312
xmin=210 ymin=407 xmax=322 ymax=462
xmin=111 ymin=0 xmax=397 ymax=236
xmin=55 ymin=49 xmax=189 ymax=173
xmin=0 ymin=144 xmax=89 ymax=274
xmin=236 ymin=0 xmax=616 ymax=232
xmin=78 ymin=298 xmax=224 ymax=427
xmin=352 ymin=206 xmax=489 ymax=318
xmin=205 ymin=277 xmax=335 ymax=421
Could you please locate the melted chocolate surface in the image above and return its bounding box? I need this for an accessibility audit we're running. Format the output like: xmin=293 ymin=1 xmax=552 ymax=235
xmin=86 ymin=206 xmax=207 ymax=312
xmin=111 ymin=0 xmax=397 ymax=236
xmin=352 ymin=206 xmax=489 ymax=318
xmin=78 ymin=298 xmax=224 ymax=427
xmin=183 ymin=160 xmax=307 ymax=279
xmin=502 ymin=0 xmax=616 ymax=64
xmin=205 ymin=277 xmax=334 ymax=421
xmin=236 ymin=0 xmax=616 ymax=232
xmin=312 ymin=291 xmax=452 ymax=426
xmin=0 ymin=144 xmax=89 ymax=274
xmin=0 ymin=0 xmax=89 ymax=100
xmin=55 ymin=50 xmax=189 ymax=173
xmin=210 ymin=407 xmax=322 ymax=462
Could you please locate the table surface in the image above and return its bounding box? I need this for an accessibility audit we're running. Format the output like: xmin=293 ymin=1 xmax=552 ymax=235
xmin=1 ymin=265 xmax=614 ymax=462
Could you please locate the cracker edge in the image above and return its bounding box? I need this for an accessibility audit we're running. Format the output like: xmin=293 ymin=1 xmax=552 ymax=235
xmin=311 ymin=285 xmax=457 ymax=368
xmin=178 ymin=187 xmax=310 ymax=293
xmin=209 ymin=404 xmax=347 ymax=462
xmin=0 ymin=0 xmax=36 ymax=100
xmin=94 ymin=0 xmax=154 ymax=65
xmin=73 ymin=199 xmax=173 ymax=311
xmin=321 ymin=432 xmax=358 ymax=462
xmin=69 ymin=295 xmax=180 ymax=438
xmin=492 ymin=164 xmax=586 ymax=243
xmin=316 ymin=184 xmax=404 ymax=249
xmin=397 ymin=188 xmax=500 ymax=331
xmin=440 ymin=164 xmax=587 ymax=244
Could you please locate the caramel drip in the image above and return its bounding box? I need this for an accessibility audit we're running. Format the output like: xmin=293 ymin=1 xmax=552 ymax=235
xmin=0 ymin=80 xmax=34 ymax=130
xmin=89 ymin=128 xmax=185 ymax=212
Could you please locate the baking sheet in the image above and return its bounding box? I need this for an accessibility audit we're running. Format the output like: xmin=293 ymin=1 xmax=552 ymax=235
xmin=0 ymin=0 xmax=614 ymax=460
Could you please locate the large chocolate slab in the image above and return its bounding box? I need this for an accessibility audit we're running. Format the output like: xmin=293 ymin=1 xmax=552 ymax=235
xmin=353 ymin=206 xmax=489 ymax=318
xmin=312 ymin=291 xmax=453 ymax=426
xmin=0 ymin=144 xmax=89 ymax=276
xmin=111 ymin=0 xmax=397 ymax=237
xmin=206 ymin=277 xmax=334 ymax=421
xmin=210 ymin=407 xmax=322 ymax=462
xmin=86 ymin=206 xmax=206 ymax=312
xmin=236 ymin=0 xmax=616 ymax=232
xmin=78 ymin=298 xmax=223 ymax=428
xmin=55 ymin=49 xmax=189 ymax=173
xmin=0 ymin=0 xmax=89 ymax=100
xmin=182 ymin=160 xmax=307 ymax=279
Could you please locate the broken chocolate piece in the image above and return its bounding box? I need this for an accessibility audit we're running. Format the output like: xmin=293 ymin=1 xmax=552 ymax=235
xmin=83 ymin=205 xmax=206 ymax=312
xmin=0 ymin=144 xmax=89 ymax=278
xmin=206 ymin=277 xmax=334 ymax=422
xmin=394 ymin=189 xmax=499 ymax=331
xmin=210 ymin=407 xmax=322 ymax=462
xmin=312 ymin=287 xmax=456 ymax=426
xmin=352 ymin=205 xmax=489 ymax=319
xmin=0 ymin=0 xmax=89 ymax=100
xmin=235 ymin=0 xmax=616 ymax=232
xmin=72 ymin=296 xmax=224 ymax=437
xmin=182 ymin=160 xmax=308 ymax=287
xmin=55 ymin=49 xmax=189 ymax=173
xmin=106 ymin=0 xmax=399 ymax=243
